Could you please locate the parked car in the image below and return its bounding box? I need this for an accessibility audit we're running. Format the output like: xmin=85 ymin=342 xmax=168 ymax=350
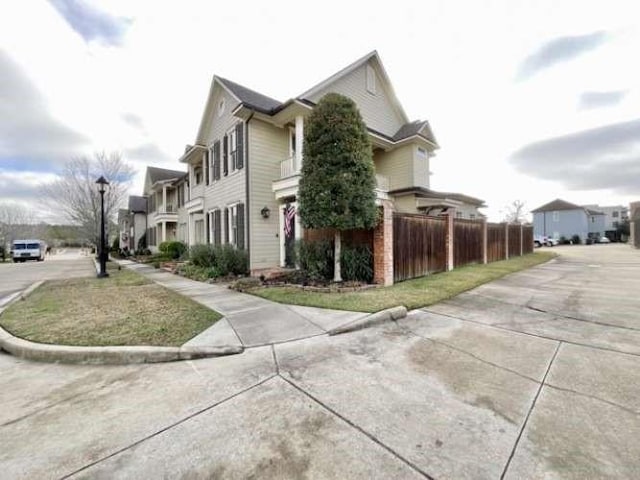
xmin=534 ymin=235 xmax=558 ymax=247
xmin=597 ymin=236 xmax=610 ymax=244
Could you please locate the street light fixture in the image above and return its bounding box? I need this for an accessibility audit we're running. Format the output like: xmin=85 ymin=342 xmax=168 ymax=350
xmin=96 ymin=176 xmax=110 ymax=278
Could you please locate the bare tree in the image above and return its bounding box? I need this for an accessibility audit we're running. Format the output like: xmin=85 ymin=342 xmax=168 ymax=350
xmin=502 ymin=200 xmax=528 ymax=224
xmin=0 ymin=202 xmax=43 ymax=246
xmin=41 ymin=152 xmax=135 ymax=246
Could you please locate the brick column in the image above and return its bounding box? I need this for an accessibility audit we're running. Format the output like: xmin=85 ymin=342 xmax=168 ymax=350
xmin=482 ymin=218 xmax=488 ymax=264
xmin=373 ymin=201 xmax=394 ymax=286
xmin=446 ymin=211 xmax=455 ymax=271
xmin=504 ymin=223 xmax=509 ymax=260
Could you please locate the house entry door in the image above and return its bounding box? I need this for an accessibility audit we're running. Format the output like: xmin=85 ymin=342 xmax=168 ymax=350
xmin=284 ymin=204 xmax=296 ymax=267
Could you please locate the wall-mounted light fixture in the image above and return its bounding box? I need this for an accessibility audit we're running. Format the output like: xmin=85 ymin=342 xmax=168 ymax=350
xmin=261 ymin=206 xmax=271 ymax=219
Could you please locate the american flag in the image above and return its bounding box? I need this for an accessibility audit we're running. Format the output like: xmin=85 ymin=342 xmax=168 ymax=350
xmin=284 ymin=205 xmax=296 ymax=237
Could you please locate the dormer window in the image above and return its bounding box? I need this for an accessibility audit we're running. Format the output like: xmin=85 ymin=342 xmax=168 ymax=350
xmin=366 ymin=65 xmax=376 ymax=95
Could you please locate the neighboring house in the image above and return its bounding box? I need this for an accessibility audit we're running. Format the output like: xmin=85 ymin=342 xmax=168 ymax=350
xmin=117 ymin=196 xmax=148 ymax=252
xmin=630 ymin=201 xmax=640 ymax=248
xmin=582 ymin=204 xmax=629 ymax=240
xmin=532 ymin=199 xmax=605 ymax=242
xmin=169 ymin=50 xmax=484 ymax=276
xmin=142 ymin=166 xmax=187 ymax=251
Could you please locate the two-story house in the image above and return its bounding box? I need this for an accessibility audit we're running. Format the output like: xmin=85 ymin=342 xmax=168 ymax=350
xmin=532 ymin=199 xmax=605 ymax=242
xmin=174 ymin=51 xmax=484 ymax=277
xmin=142 ymin=166 xmax=187 ymax=250
xmin=582 ymin=204 xmax=629 ymax=241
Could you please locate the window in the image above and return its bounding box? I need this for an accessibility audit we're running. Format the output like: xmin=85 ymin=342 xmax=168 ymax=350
xmin=366 ymin=65 xmax=376 ymax=94
xmin=456 ymin=211 xmax=463 ymax=219
xmin=591 ymin=216 xmax=595 ymax=223
xmin=417 ymin=147 xmax=428 ymax=159
xmin=289 ymin=128 xmax=297 ymax=159
xmin=194 ymin=166 xmax=203 ymax=185
xmin=217 ymin=97 xmax=225 ymax=117
xmin=224 ymin=203 xmax=245 ymax=249
xmin=208 ymin=209 xmax=222 ymax=245
xmin=469 ymin=214 xmax=476 ymax=220
xmin=612 ymin=211 xmax=619 ymax=218
xmin=228 ymin=128 xmax=238 ymax=171
xmin=552 ymin=211 xmax=559 ymax=222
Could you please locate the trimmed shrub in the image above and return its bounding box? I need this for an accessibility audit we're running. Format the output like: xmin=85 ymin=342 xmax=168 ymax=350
xmin=159 ymin=241 xmax=187 ymax=260
xmin=137 ymin=233 xmax=147 ymax=251
xmin=297 ymin=239 xmax=334 ymax=281
xmin=340 ymin=245 xmax=373 ymax=283
xmin=571 ymin=234 xmax=581 ymax=245
xmin=189 ymin=244 xmax=217 ymax=268
xmin=188 ymin=244 xmax=248 ymax=276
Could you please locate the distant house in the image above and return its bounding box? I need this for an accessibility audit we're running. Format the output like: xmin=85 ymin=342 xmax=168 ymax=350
xmin=142 ymin=166 xmax=187 ymax=250
xmin=531 ymin=199 xmax=605 ymax=242
xmin=117 ymin=195 xmax=148 ymax=251
xmin=582 ymin=204 xmax=629 ymax=241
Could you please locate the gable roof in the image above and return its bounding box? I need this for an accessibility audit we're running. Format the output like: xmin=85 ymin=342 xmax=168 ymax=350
xmin=297 ymin=50 xmax=409 ymax=124
xmin=128 ymin=195 xmax=147 ymax=213
xmin=147 ymin=166 xmax=186 ymax=184
xmin=585 ymin=208 xmax=605 ymax=216
xmin=531 ymin=199 xmax=583 ymax=213
xmin=392 ymin=120 xmax=438 ymax=144
xmin=217 ymin=77 xmax=282 ymax=114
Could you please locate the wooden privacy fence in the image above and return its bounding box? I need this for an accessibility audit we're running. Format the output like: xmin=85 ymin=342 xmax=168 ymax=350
xmin=393 ymin=213 xmax=446 ymax=282
xmin=394 ymin=213 xmax=534 ymax=282
xmin=454 ymin=219 xmax=483 ymax=267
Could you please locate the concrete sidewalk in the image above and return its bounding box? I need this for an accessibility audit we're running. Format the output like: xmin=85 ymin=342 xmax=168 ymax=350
xmin=118 ymin=260 xmax=368 ymax=348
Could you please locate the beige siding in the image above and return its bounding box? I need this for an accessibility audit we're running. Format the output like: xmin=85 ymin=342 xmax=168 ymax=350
xmin=392 ymin=195 xmax=418 ymax=214
xmin=374 ymin=145 xmax=414 ymax=191
xmin=200 ymin=85 xmax=247 ymax=239
xmin=306 ymin=62 xmax=404 ymax=137
xmin=412 ymin=146 xmax=431 ymax=190
xmin=248 ymin=119 xmax=288 ymax=269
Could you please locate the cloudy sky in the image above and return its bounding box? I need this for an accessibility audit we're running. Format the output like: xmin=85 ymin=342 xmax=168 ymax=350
xmin=1 ymin=0 xmax=638 ymax=222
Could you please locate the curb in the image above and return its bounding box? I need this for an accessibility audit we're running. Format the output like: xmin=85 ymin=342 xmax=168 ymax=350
xmin=328 ymin=306 xmax=408 ymax=336
xmin=0 ymin=282 xmax=244 ymax=365
xmin=0 ymin=325 xmax=243 ymax=364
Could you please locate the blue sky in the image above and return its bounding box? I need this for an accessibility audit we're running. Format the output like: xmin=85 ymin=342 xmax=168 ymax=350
xmin=1 ymin=0 xmax=638 ymax=222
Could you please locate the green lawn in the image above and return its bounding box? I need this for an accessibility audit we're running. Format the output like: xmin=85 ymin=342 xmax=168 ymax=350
xmin=0 ymin=266 xmax=222 ymax=346
xmin=252 ymin=252 xmax=556 ymax=312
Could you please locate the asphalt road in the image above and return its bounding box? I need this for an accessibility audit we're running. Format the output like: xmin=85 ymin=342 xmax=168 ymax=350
xmin=0 ymin=249 xmax=94 ymax=307
xmin=1 ymin=244 xmax=639 ymax=479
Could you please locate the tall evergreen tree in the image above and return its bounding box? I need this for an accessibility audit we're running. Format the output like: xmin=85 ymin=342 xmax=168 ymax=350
xmin=298 ymin=93 xmax=378 ymax=282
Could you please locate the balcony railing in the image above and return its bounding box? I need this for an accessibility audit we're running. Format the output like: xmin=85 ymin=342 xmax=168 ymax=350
xmin=280 ymin=156 xmax=299 ymax=178
xmin=157 ymin=204 xmax=176 ymax=214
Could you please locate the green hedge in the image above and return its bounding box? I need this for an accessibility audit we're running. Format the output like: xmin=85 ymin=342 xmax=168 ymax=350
xmin=188 ymin=244 xmax=248 ymax=277
xmin=296 ymin=239 xmax=373 ymax=283
xmin=159 ymin=241 xmax=188 ymax=260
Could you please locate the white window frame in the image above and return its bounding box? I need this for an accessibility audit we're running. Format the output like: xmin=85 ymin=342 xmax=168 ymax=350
xmin=366 ymin=65 xmax=376 ymax=94
xmin=289 ymin=127 xmax=297 ymax=159
xmin=208 ymin=145 xmax=215 ymax=184
xmin=227 ymin=203 xmax=238 ymax=247
xmin=227 ymin=127 xmax=238 ymax=173
xmin=194 ymin=165 xmax=203 ymax=185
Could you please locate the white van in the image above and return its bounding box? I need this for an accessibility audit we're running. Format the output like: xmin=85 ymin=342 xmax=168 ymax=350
xmin=11 ymin=239 xmax=46 ymax=262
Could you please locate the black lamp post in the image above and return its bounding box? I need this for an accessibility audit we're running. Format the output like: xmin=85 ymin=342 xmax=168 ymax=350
xmin=96 ymin=176 xmax=110 ymax=278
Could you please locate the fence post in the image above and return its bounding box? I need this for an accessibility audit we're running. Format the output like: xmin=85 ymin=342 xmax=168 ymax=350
xmin=520 ymin=223 xmax=524 ymax=256
xmin=482 ymin=219 xmax=488 ymax=264
xmin=504 ymin=223 xmax=509 ymax=260
xmin=446 ymin=211 xmax=455 ymax=271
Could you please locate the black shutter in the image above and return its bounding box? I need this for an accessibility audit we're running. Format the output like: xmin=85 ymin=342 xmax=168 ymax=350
xmin=236 ymin=123 xmax=244 ymax=170
xmin=223 ymin=135 xmax=229 ymax=176
xmin=204 ymin=150 xmax=210 ymax=185
xmin=213 ymin=141 xmax=220 ymax=181
xmin=205 ymin=212 xmax=210 ymax=243
xmin=237 ymin=203 xmax=245 ymax=250
xmin=214 ymin=210 xmax=221 ymax=246
xmin=224 ymin=208 xmax=229 ymax=244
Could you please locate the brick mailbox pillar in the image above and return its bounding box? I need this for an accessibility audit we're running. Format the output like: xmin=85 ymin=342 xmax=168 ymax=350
xmin=373 ymin=201 xmax=394 ymax=286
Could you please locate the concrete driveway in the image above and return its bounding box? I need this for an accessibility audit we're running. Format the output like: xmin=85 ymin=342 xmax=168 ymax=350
xmin=1 ymin=244 xmax=639 ymax=479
